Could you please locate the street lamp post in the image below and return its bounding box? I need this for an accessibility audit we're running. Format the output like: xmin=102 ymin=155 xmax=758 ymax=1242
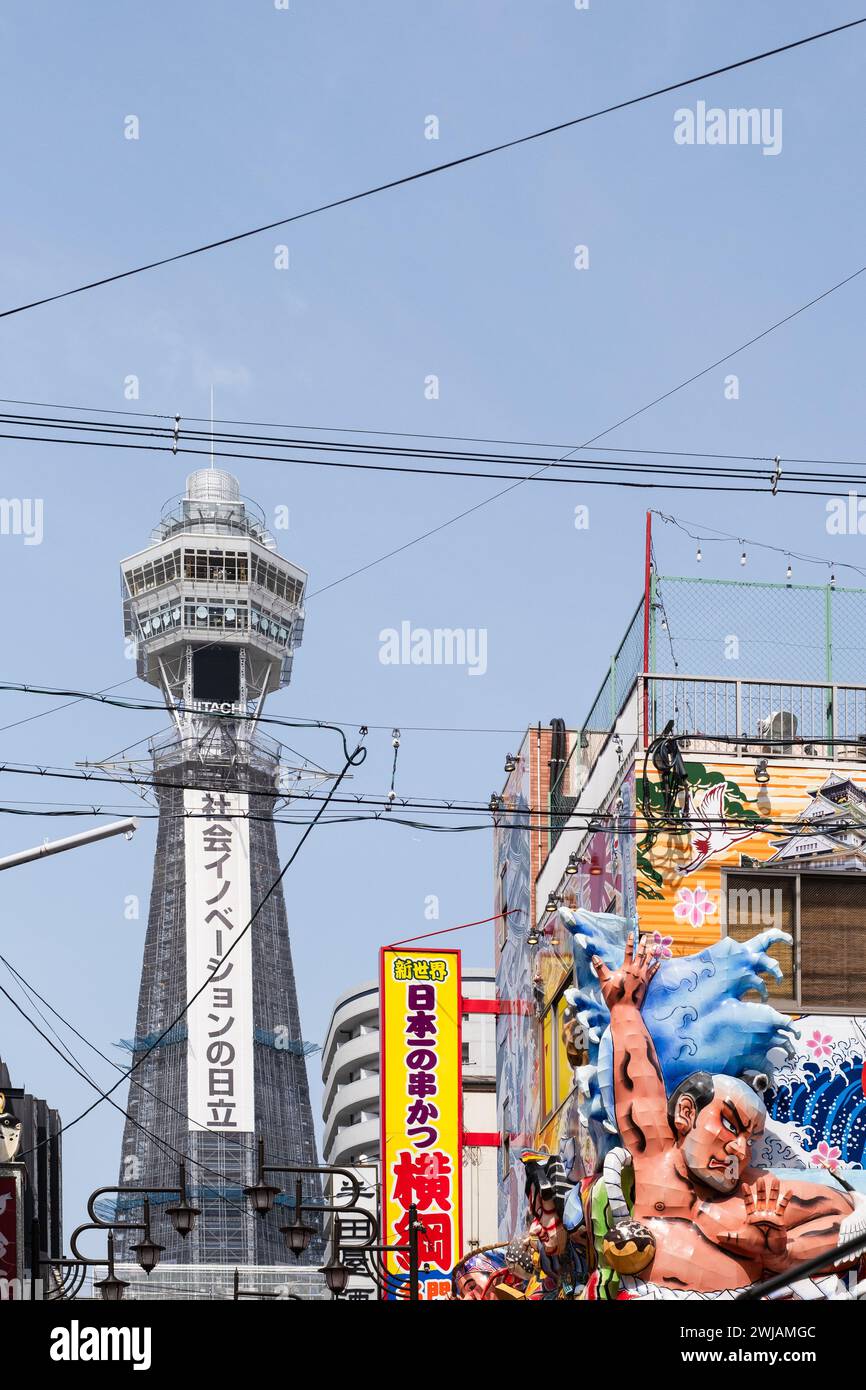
xmin=242 ymin=1138 xmax=428 ymax=1302
xmin=329 ymin=1204 xmax=426 ymax=1302
xmin=0 ymin=818 xmax=138 ymax=873
xmin=243 ymin=1138 xmax=396 ymax=1297
xmin=36 ymin=1162 xmax=198 ymax=1300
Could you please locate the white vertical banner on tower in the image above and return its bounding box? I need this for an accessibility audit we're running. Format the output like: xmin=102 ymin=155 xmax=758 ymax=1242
xmin=184 ymin=789 xmax=255 ymax=1133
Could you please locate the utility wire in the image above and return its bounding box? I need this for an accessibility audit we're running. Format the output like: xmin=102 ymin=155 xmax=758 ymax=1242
xmin=0 ymin=979 xmax=254 ymax=1213
xmin=0 ymin=951 xmax=266 ymax=1154
xmin=11 ymin=412 xmax=866 ymax=488
xmin=1 ymin=18 xmax=860 ymax=321
xmin=308 ymin=261 xmax=866 ymax=595
xmin=10 ymin=392 xmax=866 ymax=468
xmin=0 ymin=763 xmax=846 ymax=835
xmin=0 ymin=424 xmax=802 ymax=488
xmin=11 ymin=394 xmax=866 ymax=471
xmin=17 ymin=737 xmax=366 ymax=1157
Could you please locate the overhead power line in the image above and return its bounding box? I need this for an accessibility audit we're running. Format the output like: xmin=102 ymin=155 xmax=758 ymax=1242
xmin=0 ymin=421 xmax=784 ymax=488
xmin=11 ymin=405 xmax=866 ymax=478
xmin=7 ymin=393 xmax=866 ymax=471
xmin=0 ymin=975 xmax=254 ymax=1210
xmin=0 ymin=757 xmax=852 ymax=836
xmin=0 ymin=18 xmax=862 ymax=321
xmin=306 ymin=257 xmax=866 ymax=595
xmin=19 ymin=738 xmax=365 ymax=1155
xmin=6 ymin=414 xmax=866 ymax=496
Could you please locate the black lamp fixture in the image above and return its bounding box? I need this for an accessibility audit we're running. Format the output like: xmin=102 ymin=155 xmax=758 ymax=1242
xmin=320 ymin=1216 xmax=350 ymax=1296
xmin=95 ymin=1231 xmax=129 ymax=1302
xmin=754 ymin=759 xmax=771 ymax=785
xmin=165 ymin=1162 xmax=200 ymax=1238
xmin=565 ymin=852 xmax=579 ymax=876
xmin=545 ymin=891 xmax=559 ymax=915
xmin=526 ymin=925 xmax=540 ymax=948
xmin=504 ymin=752 xmax=516 ymax=773
xmin=280 ymin=1179 xmax=316 ymax=1259
xmin=244 ymin=1140 xmax=282 ymax=1217
xmin=131 ymin=1198 xmax=165 ymax=1275
xmin=489 ymin=793 xmax=502 ymax=813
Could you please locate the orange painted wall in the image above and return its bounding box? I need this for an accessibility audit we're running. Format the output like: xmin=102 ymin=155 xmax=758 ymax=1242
xmin=637 ymin=759 xmax=866 ymax=955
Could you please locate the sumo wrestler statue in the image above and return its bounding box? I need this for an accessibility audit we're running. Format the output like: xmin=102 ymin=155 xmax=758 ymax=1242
xmin=591 ymin=933 xmax=864 ymax=1298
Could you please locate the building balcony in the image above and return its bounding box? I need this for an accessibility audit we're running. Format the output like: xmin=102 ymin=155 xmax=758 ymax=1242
xmin=321 ymin=1029 xmax=380 ymax=1113
xmin=322 ymin=1075 xmax=381 ymax=1157
xmin=321 ymin=983 xmax=378 ymax=1077
xmin=324 ymin=1117 xmax=380 ymax=1168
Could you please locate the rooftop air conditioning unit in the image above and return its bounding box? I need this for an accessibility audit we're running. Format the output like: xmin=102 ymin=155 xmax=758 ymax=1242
xmin=758 ymin=710 xmax=797 ymax=754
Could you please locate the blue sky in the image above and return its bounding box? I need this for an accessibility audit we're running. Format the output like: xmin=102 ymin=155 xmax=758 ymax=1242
xmin=1 ymin=0 xmax=865 ymax=1236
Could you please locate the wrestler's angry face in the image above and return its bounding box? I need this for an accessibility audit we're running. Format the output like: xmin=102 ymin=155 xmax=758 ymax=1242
xmin=674 ymin=1076 xmax=765 ymax=1193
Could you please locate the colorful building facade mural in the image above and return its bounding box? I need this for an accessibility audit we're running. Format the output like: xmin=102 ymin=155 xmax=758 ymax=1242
xmin=493 ymin=739 xmax=539 ymax=1236
xmin=481 ymin=751 xmax=866 ymax=1300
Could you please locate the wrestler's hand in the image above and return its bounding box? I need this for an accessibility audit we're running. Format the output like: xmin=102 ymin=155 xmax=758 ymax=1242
xmin=744 ymin=1176 xmax=791 ymax=1272
xmin=591 ymin=932 xmax=660 ymax=1010
xmin=714 ymin=1177 xmax=790 ymax=1269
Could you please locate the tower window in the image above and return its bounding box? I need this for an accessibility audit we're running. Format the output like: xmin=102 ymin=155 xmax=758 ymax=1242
xmin=193 ymin=648 xmax=240 ymax=703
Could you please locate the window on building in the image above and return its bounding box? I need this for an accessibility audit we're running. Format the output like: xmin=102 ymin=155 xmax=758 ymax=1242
xmin=539 ymin=973 xmax=575 ymax=1122
xmin=462 ymin=1041 xmax=471 ymax=1064
xmin=497 ymin=862 xmax=508 ymax=950
xmin=724 ymin=869 xmax=866 ymax=1012
xmin=500 ymin=1098 xmax=510 ymax=1185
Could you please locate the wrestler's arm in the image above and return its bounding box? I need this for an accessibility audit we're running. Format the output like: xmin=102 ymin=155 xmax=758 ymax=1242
xmin=780 ymin=1183 xmax=856 ymax=1267
xmin=715 ymin=1175 xmax=856 ymax=1273
xmin=592 ymin=933 xmax=667 ymax=1159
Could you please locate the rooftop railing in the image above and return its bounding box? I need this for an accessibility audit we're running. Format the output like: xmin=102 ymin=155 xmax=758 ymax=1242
xmin=574 ymin=576 xmax=866 ymax=789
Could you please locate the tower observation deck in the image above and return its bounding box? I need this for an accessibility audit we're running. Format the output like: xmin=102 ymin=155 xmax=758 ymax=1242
xmin=116 ymin=470 xmax=322 ymax=1271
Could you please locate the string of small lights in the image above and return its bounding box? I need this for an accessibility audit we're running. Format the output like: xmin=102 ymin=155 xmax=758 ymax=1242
xmin=654 ymin=510 xmax=857 ymax=587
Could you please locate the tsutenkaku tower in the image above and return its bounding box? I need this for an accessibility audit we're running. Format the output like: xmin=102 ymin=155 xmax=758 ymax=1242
xmin=116 ymin=469 xmax=321 ymax=1267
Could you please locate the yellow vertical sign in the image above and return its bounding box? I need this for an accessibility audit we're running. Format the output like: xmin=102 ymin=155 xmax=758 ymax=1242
xmin=379 ymin=947 xmax=463 ymax=1300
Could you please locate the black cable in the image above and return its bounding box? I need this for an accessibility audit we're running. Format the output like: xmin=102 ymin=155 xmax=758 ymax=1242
xmin=0 ymin=408 xmax=781 ymax=474
xmin=17 ymin=737 xmax=366 ymax=1157
xmin=0 ymin=951 xmax=268 ymax=1156
xmin=13 ymin=410 xmax=866 ymax=488
xmin=9 ymin=394 xmax=866 ymax=471
xmin=0 ymin=425 xmax=795 ymax=489
xmin=0 ymin=980 xmax=254 ymax=1216
xmin=0 ymin=679 xmax=362 ymax=764
xmin=2 ymin=18 xmax=861 ymax=320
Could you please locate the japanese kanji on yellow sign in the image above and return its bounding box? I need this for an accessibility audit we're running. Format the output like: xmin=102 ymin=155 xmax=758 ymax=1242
xmin=379 ymin=947 xmax=463 ymax=1300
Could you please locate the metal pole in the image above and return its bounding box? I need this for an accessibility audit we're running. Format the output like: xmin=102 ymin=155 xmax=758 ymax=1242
xmin=0 ymin=818 xmax=139 ymax=873
xmin=31 ymin=1217 xmax=39 ymax=1302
